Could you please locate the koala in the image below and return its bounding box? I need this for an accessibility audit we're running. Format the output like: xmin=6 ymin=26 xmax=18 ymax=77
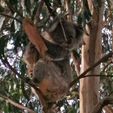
xmin=23 ymin=18 xmax=83 ymax=105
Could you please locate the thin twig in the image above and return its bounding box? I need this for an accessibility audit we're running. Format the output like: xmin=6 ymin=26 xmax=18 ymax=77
xmin=102 ymin=61 xmax=113 ymax=72
xmin=0 ymin=94 xmax=36 ymax=113
xmin=4 ymin=0 xmax=23 ymax=18
xmin=0 ymin=13 xmax=22 ymax=23
xmin=70 ymin=52 xmax=113 ymax=87
xmin=59 ymin=18 xmax=68 ymax=42
xmin=80 ymin=74 xmax=113 ymax=79
xmin=44 ymin=0 xmax=55 ymax=16
xmin=33 ymin=0 xmax=44 ymax=21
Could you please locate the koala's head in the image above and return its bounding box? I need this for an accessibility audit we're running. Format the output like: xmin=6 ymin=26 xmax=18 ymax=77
xmin=48 ymin=19 xmax=83 ymax=50
xmin=61 ymin=21 xmax=83 ymax=50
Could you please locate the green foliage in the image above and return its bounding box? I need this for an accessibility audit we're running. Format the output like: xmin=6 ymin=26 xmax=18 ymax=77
xmin=0 ymin=0 xmax=113 ymax=113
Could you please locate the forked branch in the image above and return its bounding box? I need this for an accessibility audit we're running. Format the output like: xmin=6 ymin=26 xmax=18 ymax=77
xmin=70 ymin=52 xmax=113 ymax=87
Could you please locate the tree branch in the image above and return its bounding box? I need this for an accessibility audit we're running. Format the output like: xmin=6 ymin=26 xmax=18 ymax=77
xmin=71 ymin=51 xmax=81 ymax=76
xmin=0 ymin=13 xmax=22 ymax=24
xmin=0 ymin=94 xmax=36 ymax=113
xmin=33 ymin=0 xmax=44 ymax=21
xmin=4 ymin=0 xmax=23 ymax=17
xmin=0 ymin=56 xmax=47 ymax=112
xmin=70 ymin=52 xmax=113 ymax=87
xmin=44 ymin=0 xmax=55 ymax=16
xmin=102 ymin=61 xmax=113 ymax=72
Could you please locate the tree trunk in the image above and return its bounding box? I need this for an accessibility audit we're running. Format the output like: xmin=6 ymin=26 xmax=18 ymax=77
xmin=112 ymin=28 xmax=113 ymax=51
xmin=80 ymin=1 xmax=104 ymax=113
